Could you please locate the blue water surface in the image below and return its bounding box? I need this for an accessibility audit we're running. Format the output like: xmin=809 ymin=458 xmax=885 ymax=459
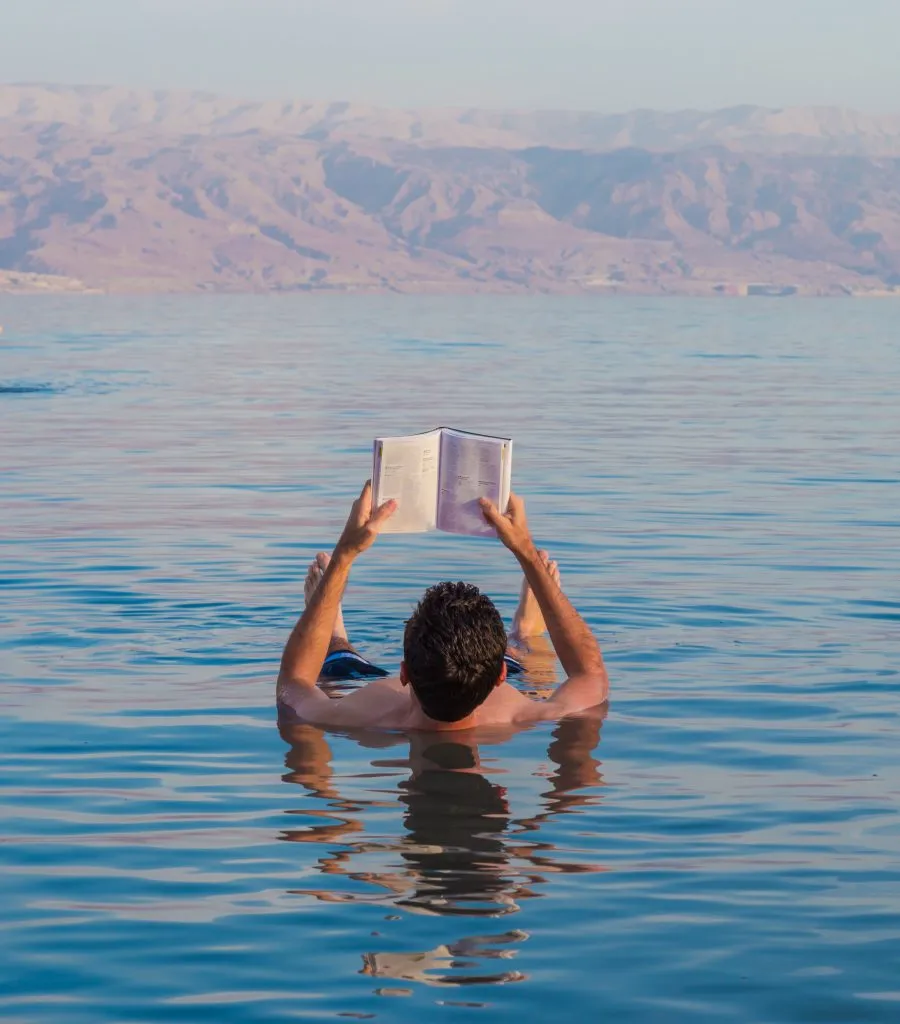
xmin=1 ymin=296 xmax=898 ymax=1022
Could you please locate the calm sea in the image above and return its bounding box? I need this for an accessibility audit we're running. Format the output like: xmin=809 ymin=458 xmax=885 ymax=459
xmin=1 ymin=296 xmax=898 ymax=1022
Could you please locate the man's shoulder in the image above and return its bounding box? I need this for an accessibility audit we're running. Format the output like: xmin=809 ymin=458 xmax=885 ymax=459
xmin=474 ymin=683 xmax=551 ymax=726
xmin=475 ymin=679 xmax=608 ymax=727
xmin=279 ymin=676 xmax=411 ymax=729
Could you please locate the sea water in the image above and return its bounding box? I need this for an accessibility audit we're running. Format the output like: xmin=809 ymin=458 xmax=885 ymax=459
xmin=1 ymin=296 xmax=898 ymax=1022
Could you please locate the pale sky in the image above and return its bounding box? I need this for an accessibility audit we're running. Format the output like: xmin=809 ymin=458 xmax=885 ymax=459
xmin=1 ymin=0 xmax=898 ymax=113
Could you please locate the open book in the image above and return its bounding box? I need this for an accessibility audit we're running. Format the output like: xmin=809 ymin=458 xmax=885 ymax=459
xmin=372 ymin=427 xmax=513 ymax=536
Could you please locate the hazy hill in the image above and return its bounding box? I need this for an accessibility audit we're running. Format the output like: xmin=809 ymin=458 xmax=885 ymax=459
xmin=1 ymin=84 xmax=899 ymax=294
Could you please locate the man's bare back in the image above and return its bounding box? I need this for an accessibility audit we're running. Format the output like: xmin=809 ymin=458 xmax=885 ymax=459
xmin=276 ymin=483 xmax=608 ymax=731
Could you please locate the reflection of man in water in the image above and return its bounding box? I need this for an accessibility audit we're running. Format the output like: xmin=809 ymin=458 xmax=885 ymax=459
xmin=397 ymin=738 xmax=515 ymax=917
xmin=280 ymin=714 xmax=606 ymax=987
xmin=277 ymin=482 xmax=608 ymax=730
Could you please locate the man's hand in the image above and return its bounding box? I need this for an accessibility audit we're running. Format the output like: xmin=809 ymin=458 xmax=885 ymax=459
xmin=482 ymin=489 xmax=607 ymax=696
xmin=278 ymin=482 xmax=396 ymax=692
xmin=479 ymin=492 xmax=536 ymax=561
xmin=334 ymin=480 xmax=397 ymax=559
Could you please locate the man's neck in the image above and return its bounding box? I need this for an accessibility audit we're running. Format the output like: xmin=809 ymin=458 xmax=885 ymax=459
xmin=406 ymin=697 xmax=479 ymax=732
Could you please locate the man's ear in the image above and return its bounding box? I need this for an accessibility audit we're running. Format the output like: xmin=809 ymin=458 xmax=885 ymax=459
xmin=400 ymin=661 xmax=409 ymax=687
xmin=494 ymin=660 xmax=508 ymax=689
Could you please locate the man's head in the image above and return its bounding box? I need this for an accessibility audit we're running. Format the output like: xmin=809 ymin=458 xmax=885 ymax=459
xmin=402 ymin=581 xmax=507 ymax=723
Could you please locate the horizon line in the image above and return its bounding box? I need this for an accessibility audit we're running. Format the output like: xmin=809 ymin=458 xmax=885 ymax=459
xmin=3 ymin=81 xmax=899 ymax=121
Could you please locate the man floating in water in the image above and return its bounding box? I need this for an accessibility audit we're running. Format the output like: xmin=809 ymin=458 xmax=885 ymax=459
xmin=277 ymin=481 xmax=608 ymax=730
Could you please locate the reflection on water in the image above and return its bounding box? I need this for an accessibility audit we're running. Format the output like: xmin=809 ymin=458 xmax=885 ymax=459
xmin=280 ymin=714 xmax=605 ymax=986
xmin=361 ymin=932 xmax=528 ymax=992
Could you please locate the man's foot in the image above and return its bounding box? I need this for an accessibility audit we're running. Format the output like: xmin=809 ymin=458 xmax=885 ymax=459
xmin=511 ymin=549 xmax=560 ymax=638
xmin=304 ymin=551 xmax=349 ymax=645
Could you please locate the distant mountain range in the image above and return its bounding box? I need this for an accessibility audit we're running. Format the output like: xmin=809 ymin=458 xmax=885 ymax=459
xmin=1 ymin=84 xmax=899 ymax=295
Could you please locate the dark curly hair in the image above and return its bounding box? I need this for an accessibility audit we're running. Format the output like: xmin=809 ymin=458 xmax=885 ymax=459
xmin=403 ymin=581 xmax=507 ymax=723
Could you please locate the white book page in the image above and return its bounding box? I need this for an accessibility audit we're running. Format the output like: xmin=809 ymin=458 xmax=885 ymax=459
xmin=372 ymin=431 xmax=441 ymax=533
xmin=500 ymin=440 xmax=512 ymax=512
xmin=435 ymin=429 xmax=513 ymax=537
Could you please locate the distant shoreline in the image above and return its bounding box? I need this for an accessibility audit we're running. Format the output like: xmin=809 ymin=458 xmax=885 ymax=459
xmin=2 ymin=281 xmax=897 ymax=299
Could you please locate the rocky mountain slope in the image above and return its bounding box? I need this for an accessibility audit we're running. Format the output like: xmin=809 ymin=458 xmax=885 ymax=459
xmin=1 ymin=85 xmax=899 ymax=294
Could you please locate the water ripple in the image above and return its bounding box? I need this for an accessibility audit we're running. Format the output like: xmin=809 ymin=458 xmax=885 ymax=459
xmin=1 ymin=296 xmax=899 ymax=1022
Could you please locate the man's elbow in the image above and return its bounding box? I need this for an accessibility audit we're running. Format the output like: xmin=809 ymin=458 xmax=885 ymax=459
xmin=581 ymin=661 xmax=609 ymax=703
xmin=276 ymin=671 xmax=317 ymax=699
xmin=581 ymin=648 xmax=607 ymax=680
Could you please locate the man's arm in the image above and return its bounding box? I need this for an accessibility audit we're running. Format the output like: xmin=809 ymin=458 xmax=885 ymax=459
xmin=480 ymin=494 xmax=609 ymax=707
xmin=277 ymin=481 xmax=396 ymax=691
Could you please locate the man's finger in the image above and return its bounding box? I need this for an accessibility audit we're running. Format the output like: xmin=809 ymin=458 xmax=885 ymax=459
xmin=479 ymin=497 xmax=502 ymax=526
xmin=369 ymin=498 xmax=398 ymax=531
